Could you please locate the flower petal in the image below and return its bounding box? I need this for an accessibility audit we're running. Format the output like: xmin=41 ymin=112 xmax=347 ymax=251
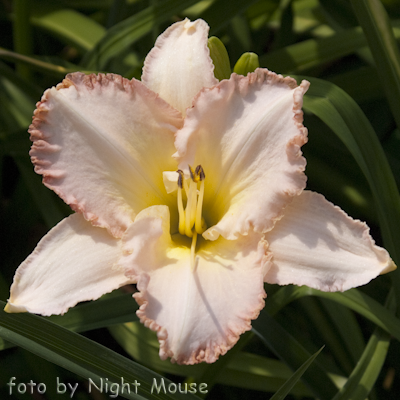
xmin=175 ymin=70 xmax=309 ymax=240
xmin=29 ymin=72 xmax=183 ymax=238
xmin=4 ymin=213 xmax=131 ymax=316
xmin=264 ymin=191 xmax=396 ymax=292
xmin=119 ymin=206 xmax=269 ymax=364
xmin=142 ymin=18 xmax=218 ymax=115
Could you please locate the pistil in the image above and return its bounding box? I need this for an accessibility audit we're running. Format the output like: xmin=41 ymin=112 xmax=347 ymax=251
xmin=185 ymin=168 xmax=197 ymax=237
xmin=190 ymin=232 xmax=198 ymax=271
xmin=177 ymin=170 xmax=186 ymax=236
xmin=195 ymin=166 xmax=206 ymax=234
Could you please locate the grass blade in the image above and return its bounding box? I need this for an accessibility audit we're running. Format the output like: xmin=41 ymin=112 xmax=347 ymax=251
xmin=13 ymin=0 xmax=33 ymax=79
xmin=296 ymin=76 xmax=400 ymax=305
xmin=270 ymin=346 xmax=324 ymax=400
xmin=1 ymin=293 xmax=138 ymax=351
xmin=81 ymin=0 xmax=200 ymax=70
xmin=109 ymin=322 xmax=311 ymax=396
xmin=332 ymin=327 xmax=390 ymax=400
xmin=0 ymin=300 xmax=201 ymax=400
xmin=32 ymin=8 xmax=106 ymax=52
xmin=331 ymin=292 xmax=395 ymax=400
xmin=252 ymin=310 xmax=338 ymax=400
xmin=266 ymin=286 xmax=400 ymax=343
xmin=350 ymin=0 xmax=400 ymax=130
xmin=0 ymin=47 xmax=93 ymax=77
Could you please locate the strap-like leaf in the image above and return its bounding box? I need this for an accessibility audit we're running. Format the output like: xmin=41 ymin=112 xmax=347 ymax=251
xmin=1 ymin=293 xmax=138 ymax=350
xmin=351 ymin=0 xmax=400 ymax=131
xmin=266 ymin=285 xmax=400 ymax=342
xmin=296 ymin=76 xmax=400 ymax=305
xmin=0 ymin=300 xmax=201 ymax=400
xmin=31 ymin=9 xmax=106 ymax=52
xmin=252 ymin=311 xmax=338 ymax=400
xmin=270 ymin=346 xmax=324 ymax=400
xmin=81 ymin=0 xmax=201 ymax=70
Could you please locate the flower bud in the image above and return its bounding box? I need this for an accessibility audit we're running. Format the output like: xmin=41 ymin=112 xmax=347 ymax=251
xmin=208 ymin=36 xmax=231 ymax=81
xmin=234 ymin=52 xmax=260 ymax=76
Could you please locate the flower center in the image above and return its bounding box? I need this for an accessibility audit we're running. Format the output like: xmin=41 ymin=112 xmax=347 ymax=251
xmin=177 ymin=165 xmax=207 ymax=238
xmin=176 ymin=165 xmax=207 ymax=270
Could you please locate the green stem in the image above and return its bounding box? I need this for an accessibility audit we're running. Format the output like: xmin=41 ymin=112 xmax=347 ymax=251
xmin=0 ymin=47 xmax=94 ymax=77
xmin=13 ymin=0 xmax=33 ymax=80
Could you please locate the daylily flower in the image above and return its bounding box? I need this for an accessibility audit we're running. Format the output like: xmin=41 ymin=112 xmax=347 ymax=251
xmin=5 ymin=19 xmax=395 ymax=365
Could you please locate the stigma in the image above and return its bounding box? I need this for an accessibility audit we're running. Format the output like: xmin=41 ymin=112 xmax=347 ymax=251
xmin=177 ymin=165 xmax=207 ymax=238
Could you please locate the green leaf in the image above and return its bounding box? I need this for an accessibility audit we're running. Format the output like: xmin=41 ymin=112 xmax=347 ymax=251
xmin=274 ymin=0 xmax=295 ymax=49
xmin=331 ymin=293 xmax=395 ymax=400
xmin=217 ymin=352 xmax=311 ymax=396
xmin=13 ymin=155 xmax=65 ymax=228
xmin=319 ymin=298 xmax=365 ymax=367
xmin=0 ymin=47 xmax=92 ymax=77
xmin=259 ymin=22 xmax=400 ymax=73
xmin=0 ymin=300 xmax=201 ymax=400
xmin=350 ymin=0 xmax=400 ymax=131
xmin=260 ymin=26 xmax=366 ymax=73
xmin=298 ymin=297 xmax=355 ymax=374
xmin=31 ymin=8 xmax=106 ymax=52
xmin=109 ymin=322 xmax=210 ymax=377
xmin=320 ymin=0 xmax=359 ymax=28
xmin=187 ymin=331 xmax=253 ymax=398
xmin=1 ymin=293 xmax=138 ymax=351
xmin=0 ymin=61 xmax=42 ymax=101
xmin=0 ymin=78 xmax=33 ymax=129
xmin=81 ymin=0 xmax=201 ymax=70
xmin=201 ymin=0 xmax=261 ymax=34
xmin=252 ymin=311 xmax=338 ymax=400
xmin=266 ymin=285 xmax=400 ymax=343
xmin=13 ymin=0 xmax=33 ymax=79
xmin=332 ymin=327 xmax=390 ymax=400
xmin=296 ymin=76 xmax=400 ymax=304
xmin=270 ymin=346 xmax=324 ymax=400
xmin=109 ymin=322 xmax=311 ymax=396
xmin=48 ymin=292 xmax=138 ymax=332
xmin=328 ymin=66 xmax=382 ymax=103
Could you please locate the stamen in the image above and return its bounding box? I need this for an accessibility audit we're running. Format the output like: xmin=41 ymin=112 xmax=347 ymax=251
xmin=176 ymin=170 xmax=186 ymax=235
xmin=176 ymin=164 xmax=207 ymax=239
xmin=177 ymin=169 xmax=184 ymax=189
xmin=189 ymin=165 xmax=195 ymax=181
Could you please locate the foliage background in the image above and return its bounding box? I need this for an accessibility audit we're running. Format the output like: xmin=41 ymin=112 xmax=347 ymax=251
xmin=1 ymin=0 xmax=400 ymax=399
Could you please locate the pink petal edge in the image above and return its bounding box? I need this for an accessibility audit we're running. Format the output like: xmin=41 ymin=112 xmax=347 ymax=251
xmin=29 ymin=72 xmax=183 ymax=238
xmin=264 ymin=191 xmax=396 ymax=291
xmin=142 ymin=18 xmax=218 ymax=115
xmin=174 ymin=69 xmax=309 ymax=240
xmin=119 ymin=206 xmax=271 ymax=364
xmin=5 ymin=213 xmax=132 ymax=316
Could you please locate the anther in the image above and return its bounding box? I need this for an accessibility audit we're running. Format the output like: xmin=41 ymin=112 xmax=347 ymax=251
xmin=195 ymin=165 xmax=205 ymax=181
xmin=177 ymin=169 xmax=184 ymax=189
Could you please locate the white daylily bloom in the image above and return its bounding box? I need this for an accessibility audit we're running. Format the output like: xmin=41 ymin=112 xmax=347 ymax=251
xmin=5 ymin=19 xmax=395 ymax=365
